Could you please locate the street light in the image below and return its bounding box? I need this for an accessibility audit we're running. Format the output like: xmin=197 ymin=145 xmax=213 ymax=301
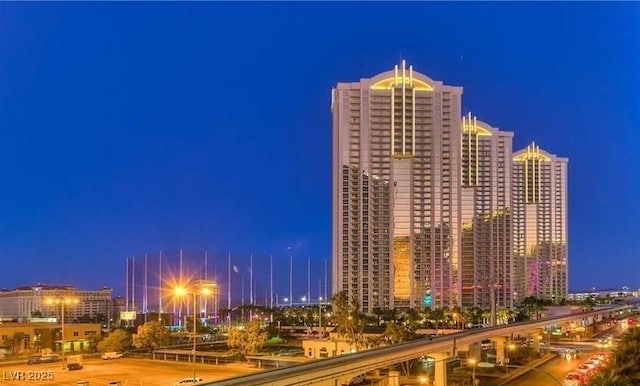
xmin=506 ymin=343 xmax=516 ymax=373
xmin=46 ymin=294 xmax=79 ymax=363
xmin=174 ymin=281 xmax=216 ymax=381
xmin=468 ymin=358 xmax=478 ymax=386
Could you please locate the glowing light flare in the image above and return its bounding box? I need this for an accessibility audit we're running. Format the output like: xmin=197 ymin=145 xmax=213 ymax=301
xmin=201 ymin=287 xmax=213 ymax=296
xmin=174 ymin=286 xmax=188 ymax=297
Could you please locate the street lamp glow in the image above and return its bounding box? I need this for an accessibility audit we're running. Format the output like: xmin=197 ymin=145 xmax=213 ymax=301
xmin=468 ymin=358 xmax=478 ymax=385
xmin=201 ymin=287 xmax=212 ymax=296
xmin=174 ymin=286 xmax=188 ymax=297
xmin=172 ymin=281 xmax=216 ymax=381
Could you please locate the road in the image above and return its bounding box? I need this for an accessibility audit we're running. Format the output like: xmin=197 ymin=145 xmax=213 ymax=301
xmin=499 ymin=355 xmax=582 ymax=386
xmin=0 ymin=357 xmax=260 ymax=386
xmin=499 ymin=323 xmax=627 ymax=386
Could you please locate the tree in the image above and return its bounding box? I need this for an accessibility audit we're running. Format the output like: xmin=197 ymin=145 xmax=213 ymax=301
xmin=587 ymin=328 xmax=640 ymax=386
xmin=382 ymin=322 xmax=413 ymax=344
xmin=97 ymin=329 xmax=132 ymax=353
xmin=7 ymin=333 xmax=25 ymax=355
xmin=400 ymin=309 xmax=422 ymax=332
xmin=331 ymin=291 xmax=366 ymax=350
xmin=464 ymin=307 xmax=485 ymax=327
xmin=429 ymin=308 xmax=446 ymax=333
xmin=132 ymin=321 xmax=170 ymax=349
xmin=185 ymin=316 xmax=204 ymax=334
xmin=519 ymin=296 xmax=548 ymax=320
xmin=589 ymin=371 xmax=634 ymax=386
xmin=581 ymin=297 xmax=595 ymax=312
xmin=226 ymin=320 xmax=268 ymax=358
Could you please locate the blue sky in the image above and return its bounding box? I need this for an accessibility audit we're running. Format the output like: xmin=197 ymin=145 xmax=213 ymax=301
xmin=0 ymin=3 xmax=638 ymax=300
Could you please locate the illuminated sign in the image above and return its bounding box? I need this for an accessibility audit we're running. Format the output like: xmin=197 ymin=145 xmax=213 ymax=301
xmin=121 ymin=311 xmax=137 ymax=321
xmin=423 ymin=291 xmax=433 ymax=307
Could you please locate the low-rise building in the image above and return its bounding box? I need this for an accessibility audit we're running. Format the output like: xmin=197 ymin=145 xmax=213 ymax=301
xmin=0 ymin=322 xmax=100 ymax=356
xmin=0 ymin=285 xmax=114 ymax=323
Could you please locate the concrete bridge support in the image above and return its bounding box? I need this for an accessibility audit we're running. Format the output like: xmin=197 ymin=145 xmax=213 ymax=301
xmin=431 ymin=352 xmax=449 ymax=386
xmin=387 ymin=370 xmax=400 ymax=386
xmin=493 ymin=336 xmax=507 ymax=364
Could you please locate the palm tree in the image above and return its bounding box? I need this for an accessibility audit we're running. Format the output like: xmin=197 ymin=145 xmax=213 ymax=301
xmin=588 ymin=328 xmax=640 ymax=386
xmin=589 ymin=370 xmax=634 ymax=386
xmin=430 ymin=308 xmax=446 ymax=334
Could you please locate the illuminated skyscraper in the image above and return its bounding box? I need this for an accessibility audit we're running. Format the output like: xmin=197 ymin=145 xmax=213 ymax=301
xmin=460 ymin=114 xmax=514 ymax=309
xmin=332 ymin=61 xmax=568 ymax=313
xmin=332 ymin=61 xmax=462 ymax=313
xmin=512 ymin=143 xmax=568 ymax=302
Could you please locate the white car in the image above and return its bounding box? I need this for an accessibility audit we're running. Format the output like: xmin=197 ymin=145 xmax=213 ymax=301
xmin=173 ymin=378 xmax=204 ymax=386
xmin=563 ymin=372 xmax=583 ymax=386
xmin=101 ymin=352 xmax=124 ymax=360
xmin=341 ymin=374 xmax=366 ymax=386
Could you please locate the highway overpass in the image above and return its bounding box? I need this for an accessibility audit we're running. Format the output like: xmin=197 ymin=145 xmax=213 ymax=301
xmin=209 ymin=306 xmax=628 ymax=386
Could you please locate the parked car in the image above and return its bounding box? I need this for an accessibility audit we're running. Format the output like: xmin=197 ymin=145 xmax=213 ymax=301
xmin=564 ymin=372 xmax=584 ymax=386
xmin=101 ymin=352 xmax=124 ymax=360
xmin=341 ymin=374 xmax=366 ymax=386
xmin=26 ymin=354 xmax=61 ymax=364
xmin=173 ymin=378 xmax=204 ymax=386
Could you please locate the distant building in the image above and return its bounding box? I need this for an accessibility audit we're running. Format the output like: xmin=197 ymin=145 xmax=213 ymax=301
xmin=0 ymin=285 xmax=114 ymax=323
xmin=568 ymin=288 xmax=639 ymax=301
xmin=512 ymin=143 xmax=568 ymax=302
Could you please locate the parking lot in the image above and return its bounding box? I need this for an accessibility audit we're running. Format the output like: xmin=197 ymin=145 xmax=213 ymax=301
xmin=0 ymin=357 xmax=259 ymax=386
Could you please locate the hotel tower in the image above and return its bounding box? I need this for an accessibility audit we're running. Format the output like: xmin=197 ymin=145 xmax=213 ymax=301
xmin=460 ymin=114 xmax=514 ymax=309
xmin=332 ymin=61 xmax=568 ymax=313
xmin=332 ymin=60 xmax=462 ymax=313
xmin=512 ymin=143 xmax=568 ymax=302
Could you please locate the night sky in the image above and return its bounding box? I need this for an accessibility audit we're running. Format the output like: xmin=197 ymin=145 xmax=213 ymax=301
xmin=0 ymin=3 xmax=638 ymax=300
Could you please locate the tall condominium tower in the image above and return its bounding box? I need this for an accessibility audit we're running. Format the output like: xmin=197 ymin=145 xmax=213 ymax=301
xmin=460 ymin=113 xmax=514 ymax=309
xmin=512 ymin=143 xmax=568 ymax=302
xmin=332 ymin=61 xmax=463 ymax=313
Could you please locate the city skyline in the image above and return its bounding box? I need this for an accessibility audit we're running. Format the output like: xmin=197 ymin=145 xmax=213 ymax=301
xmin=0 ymin=3 xmax=638 ymax=297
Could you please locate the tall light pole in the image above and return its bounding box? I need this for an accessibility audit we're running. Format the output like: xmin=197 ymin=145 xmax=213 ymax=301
xmin=506 ymin=342 xmax=516 ymax=373
xmin=46 ymin=294 xmax=79 ymax=363
xmin=174 ymin=282 xmax=215 ymax=381
xmin=468 ymin=358 xmax=478 ymax=385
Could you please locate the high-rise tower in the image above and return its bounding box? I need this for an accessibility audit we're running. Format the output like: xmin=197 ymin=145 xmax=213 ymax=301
xmin=512 ymin=143 xmax=568 ymax=302
xmin=332 ymin=62 xmax=568 ymax=313
xmin=332 ymin=61 xmax=463 ymax=313
xmin=460 ymin=113 xmax=514 ymax=309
